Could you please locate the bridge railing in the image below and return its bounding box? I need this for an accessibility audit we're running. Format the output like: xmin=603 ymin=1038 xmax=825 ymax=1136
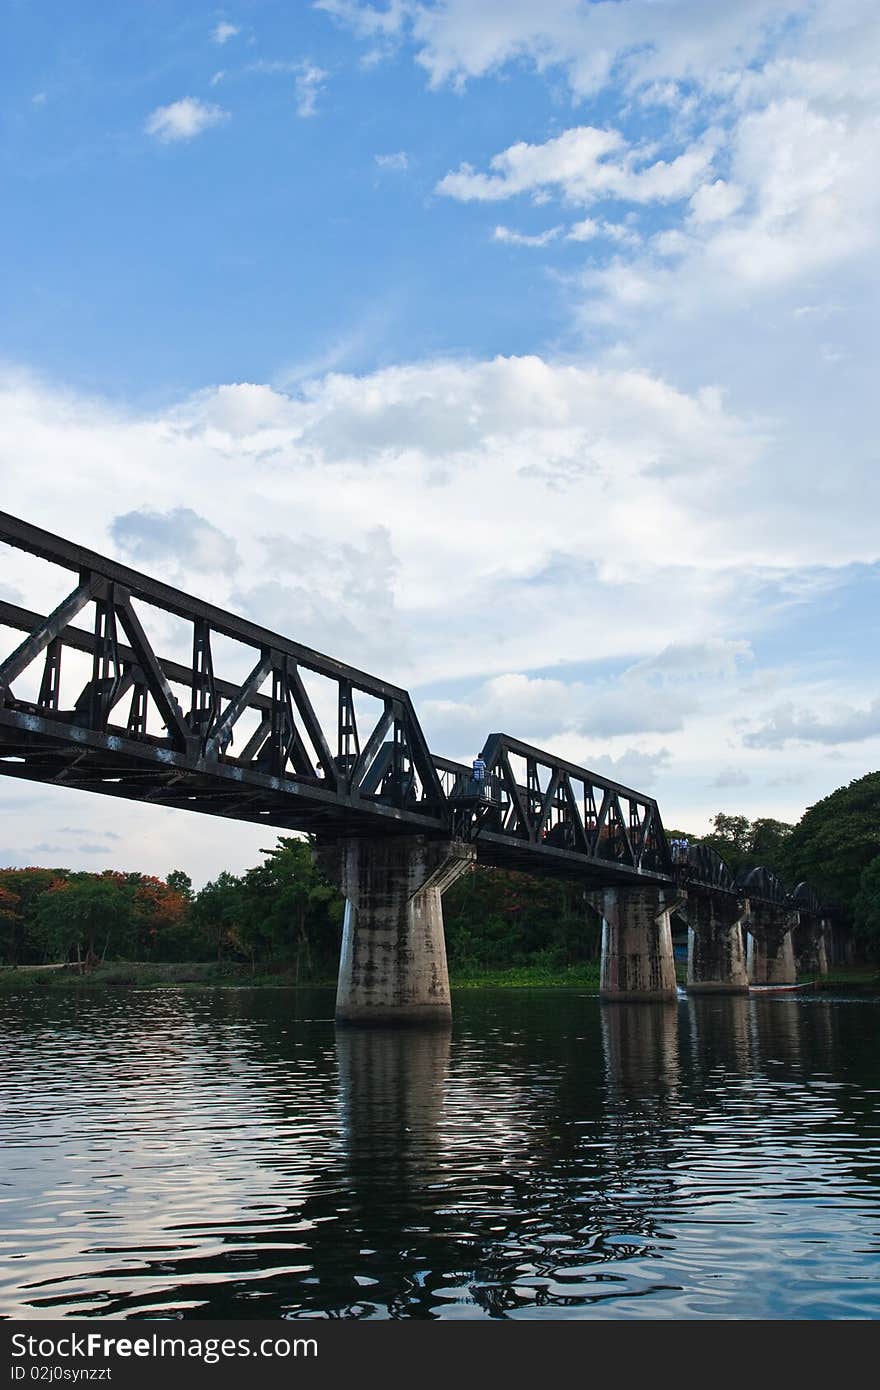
xmin=434 ymin=735 xmax=672 ymax=879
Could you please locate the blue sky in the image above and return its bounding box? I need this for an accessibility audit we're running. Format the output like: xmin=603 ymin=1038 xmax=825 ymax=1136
xmin=1 ymin=0 xmax=878 ymax=883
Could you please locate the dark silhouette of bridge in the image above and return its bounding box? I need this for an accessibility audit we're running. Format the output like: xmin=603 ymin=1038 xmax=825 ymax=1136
xmin=0 ymin=511 xmax=670 ymax=885
xmin=0 ymin=511 xmax=825 ymax=1016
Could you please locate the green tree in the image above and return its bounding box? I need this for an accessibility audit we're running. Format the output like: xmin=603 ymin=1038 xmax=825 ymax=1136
xmin=166 ymin=869 xmax=193 ymax=899
xmin=783 ymin=771 xmax=880 ymax=920
xmin=34 ymin=875 xmax=136 ymax=969
xmin=853 ymin=855 xmax=880 ymax=959
xmin=191 ymin=871 xmax=244 ymax=961
xmin=236 ymin=838 xmax=344 ymax=977
xmin=696 ymin=813 xmax=793 ymax=878
xmin=702 ymin=812 xmax=753 ymax=873
xmin=0 ymin=867 xmax=69 ymax=964
xmin=748 ymin=817 xmax=793 ymax=876
xmin=0 ymin=883 xmax=21 ymax=965
xmin=443 ymin=865 xmax=600 ymax=970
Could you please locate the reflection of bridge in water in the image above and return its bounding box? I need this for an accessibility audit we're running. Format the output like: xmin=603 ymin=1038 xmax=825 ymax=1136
xmin=1 ymin=512 xmax=828 ymax=1023
xmin=9 ymin=989 xmax=869 ymax=1320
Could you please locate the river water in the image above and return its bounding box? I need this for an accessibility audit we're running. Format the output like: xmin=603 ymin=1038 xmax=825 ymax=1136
xmin=1 ymin=987 xmax=878 ymax=1320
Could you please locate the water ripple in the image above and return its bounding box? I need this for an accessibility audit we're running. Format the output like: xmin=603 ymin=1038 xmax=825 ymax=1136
xmin=0 ymin=989 xmax=878 ymax=1318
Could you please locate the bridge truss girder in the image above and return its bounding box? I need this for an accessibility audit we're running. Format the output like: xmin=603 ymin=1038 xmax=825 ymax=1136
xmin=0 ymin=510 xmax=672 ymax=888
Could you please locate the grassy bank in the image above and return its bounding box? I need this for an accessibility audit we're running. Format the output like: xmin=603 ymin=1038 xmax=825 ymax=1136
xmin=450 ymin=963 xmax=601 ymax=989
xmin=0 ymin=960 xmax=606 ymax=992
xmin=0 ymin=961 xmax=337 ymax=991
xmin=807 ymin=967 xmax=880 ymax=992
xmin=0 ymin=960 xmax=877 ymax=994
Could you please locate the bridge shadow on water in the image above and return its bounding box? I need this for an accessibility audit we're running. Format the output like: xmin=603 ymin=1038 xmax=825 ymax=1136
xmin=0 ymin=987 xmax=878 ymax=1319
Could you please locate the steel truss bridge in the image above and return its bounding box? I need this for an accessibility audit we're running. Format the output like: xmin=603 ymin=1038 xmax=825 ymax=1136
xmin=0 ymin=511 xmax=818 ymax=911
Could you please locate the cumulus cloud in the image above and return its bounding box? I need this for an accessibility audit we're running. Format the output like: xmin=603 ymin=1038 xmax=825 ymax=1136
xmin=566 ymin=218 xmax=639 ymax=244
xmin=110 ymin=507 xmax=240 ymax=575
xmin=584 ymin=747 xmax=673 ymax=789
xmin=319 ymin=0 xmax=809 ymax=97
xmin=2 ymin=351 xmax=877 ymax=863
xmin=744 ymin=698 xmax=880 ymax=747
xmin=438 ymin=126 xmax=717 ymax=207
xmin=144 ymin=97 xmax=228 ymax=143
xmin=688 ymin=179 xmax=745 ymax=226
xmin=233 ymin=526 xmax=402 ymax=669
xmin=421 ymin=641 xmax=754 ymax=753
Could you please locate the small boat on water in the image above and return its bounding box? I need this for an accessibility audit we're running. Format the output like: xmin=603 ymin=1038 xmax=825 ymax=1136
xmin=749 ymin=981 xmax=814 ymax=994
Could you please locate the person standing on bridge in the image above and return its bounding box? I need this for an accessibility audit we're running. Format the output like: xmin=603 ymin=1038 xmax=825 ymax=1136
xmin=472 ymin=754 xmax=487 ymax=792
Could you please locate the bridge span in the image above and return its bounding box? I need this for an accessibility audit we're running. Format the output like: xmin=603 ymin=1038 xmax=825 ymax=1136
xmin=0 ymin=511 xmax=825 ymax=1021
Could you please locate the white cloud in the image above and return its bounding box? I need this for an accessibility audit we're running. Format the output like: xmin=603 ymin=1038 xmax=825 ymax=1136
xmin=144 ymin=97 xmax=228 ymax=143
xmin=422 ymin=641 xmax=754 ymax=754
xmin=745 ymin=698 xmax=880 ymax=748
xmin=688 ymin=179 xmax=745 ymax=225
xmin=319 ymin=0 xmax=809 ymax=98
xmin=211 ymin=22 xmax=240 ymax=45
xmin=493 ymin=224 xmax=563 ymax=247
xmin=567 ymin=218 xmax=640 ymax=244
xmin=438 ymin=125 xmax=717 ymax=207
xmin=712 ymin=766 xmax=751 ymax=788
xmin=295 ymin=62 xmax=329 ymax=117
xmin=233 ymin=527 xmax=402 ymax=669
xmin=375 ymin=151 xmax=409 ymax=171
xmin=110 ymin=507 xmax=240 ymax=576
xmin=566 ymin=217 xmax=600 ymax=241
xmin=2 ymin=354 xmax=877 ymax=870
xmin=247 ymin=57 xmax=330 ymax=115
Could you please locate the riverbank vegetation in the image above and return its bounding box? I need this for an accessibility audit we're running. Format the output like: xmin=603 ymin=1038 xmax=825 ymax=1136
xmin=1 ymin=770 xmax=878 ymax=983
xmin=0 ymin=838 xmax=602 ymax=980
xmin=2 ymin=958 xmax=878 ymax=994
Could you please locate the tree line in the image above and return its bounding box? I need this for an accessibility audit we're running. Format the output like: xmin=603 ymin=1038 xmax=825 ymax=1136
xmin=1 ymin=769 xmax=878 ymax=972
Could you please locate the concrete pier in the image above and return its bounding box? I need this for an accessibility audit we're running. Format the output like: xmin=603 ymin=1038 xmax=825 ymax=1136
xmin=793 ymin=916 xmax=829 ymax=976
xmin=746 ymin=904 xmax=798 ymax=985
xmin=686 ymin=894 xmax=750 ymax=994
xmin=316 ymin=834 xmax=474 ymax=1025
xmin=598 ymin=887 xmax=681 ymax=1001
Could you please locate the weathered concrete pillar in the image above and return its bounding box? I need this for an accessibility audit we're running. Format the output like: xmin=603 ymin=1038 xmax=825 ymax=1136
xmin=793 ymin=916 xmax=829 ymax=976
xmin=686 ymin=893 xmax=750 ymax=994
xmin=316 ymin=835 xmax=474 ymax=1025
xmin=599 ymin=887 xmax=681 ymax=1001
xmin=746 ymin=905 xmax=797 ymax=985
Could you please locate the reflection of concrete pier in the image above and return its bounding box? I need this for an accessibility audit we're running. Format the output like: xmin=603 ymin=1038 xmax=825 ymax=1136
xmin=336 ymin=1024 xmax=451 ymax=1149
xmin=685 ymin=993 xmax=752 ymax=1078
xmin=600 ymin=999 xmax=681 ymax=1098
xmin=747 ymin=994 xmax=804 ymax=1068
